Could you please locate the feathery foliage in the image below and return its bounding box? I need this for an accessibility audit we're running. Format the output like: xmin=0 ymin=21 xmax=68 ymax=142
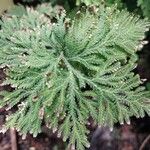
xmin=22 ymin=0 xmax=48 ymax=2
xmin=0 ymin=4 xmax=150 ymax=150
xmin=21 ymin=0 xmax=123 ymax=7
xmin=137 ymin=0 xmax=150 ymax=19
xmin=76 ymin=0 xmax=100 ymax=5
xmin=7 ymin=2 xmax=62 ymax=18
xmin=76 ymin=0 xmax=123 ymax=6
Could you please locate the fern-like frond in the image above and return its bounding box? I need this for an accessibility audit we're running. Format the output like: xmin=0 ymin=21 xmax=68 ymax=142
xmin=76 ymin=0 xmax=123 ymax=7
xmin=0 ymin=4 xmax=150 ymax=150
xmin=138 ymin=0 xmax=150 ymax=19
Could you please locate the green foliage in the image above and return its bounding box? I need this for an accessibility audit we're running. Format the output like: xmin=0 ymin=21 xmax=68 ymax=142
xmin=76 ymin=0 xmax=100 ymax=5
xmin=21 ymin=0 xmax=123 ymax=7
xmin=76 ymin=0 xmax=123 ymax=6
xmin=7 ymin=3 xmax=62 ymax=18
xmin=137 ymin=0 xmax=150 ymax=18
xmin=22 ymin=0 xmax=48 ymax=2
xmin=0 ymin=4 xmax=150 ymax=150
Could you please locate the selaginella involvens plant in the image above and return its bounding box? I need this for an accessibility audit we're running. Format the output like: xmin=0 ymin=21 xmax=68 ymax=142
xmin=0 ymin=4 xmax=150 ymax=150
xmin=21 ymin=0 xmax=123 ymax=7
xmin=138 ymin=0 xmax=150 ymax=19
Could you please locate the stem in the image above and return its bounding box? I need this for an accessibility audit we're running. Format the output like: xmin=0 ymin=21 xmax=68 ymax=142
xmin=139 ymin=134 xmax=150 ymax=150
xmin=10 ymin=128 xmax=18 ymax=150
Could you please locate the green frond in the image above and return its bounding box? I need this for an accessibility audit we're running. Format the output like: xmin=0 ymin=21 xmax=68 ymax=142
xmin=0 ymin=4 xmax=150 ymax=150
xmin=138 ymin=0 xmax=150 ymax=19
xmin=76 ymin=0 xmax=123 ymax=7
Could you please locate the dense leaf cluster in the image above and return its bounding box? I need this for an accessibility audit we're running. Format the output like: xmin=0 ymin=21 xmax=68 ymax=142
xmin=21 ymin=0 xmax=150 ymax=19
xmin=138 ymin=0 xmax=150 ymax=19
xmin=76 ymin=0 xmax=122 ymax=6
xmin=21 ymin=0 xmax=123 ymax=7
xmin=0 ymin=4 xmax=150 ymax=150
